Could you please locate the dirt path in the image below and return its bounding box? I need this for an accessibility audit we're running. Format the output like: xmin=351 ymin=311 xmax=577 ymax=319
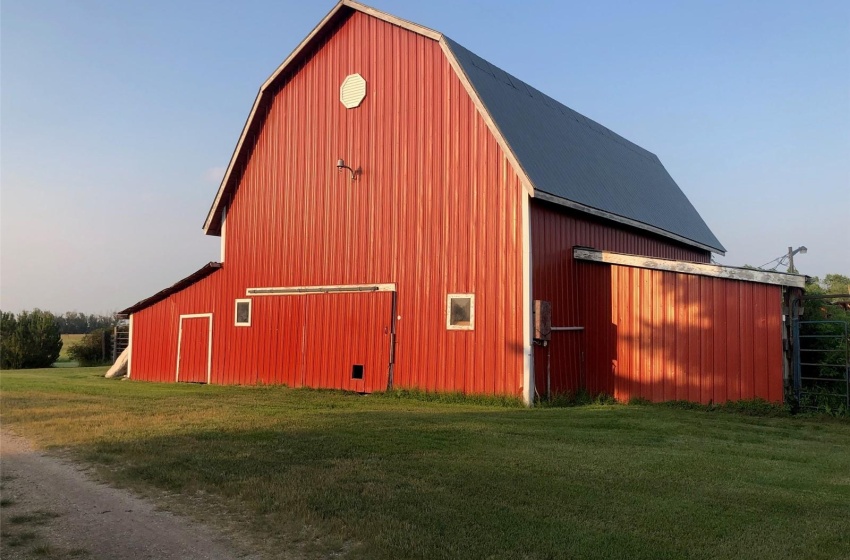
xmin=0 ymin=429 xmax=257 ymax=559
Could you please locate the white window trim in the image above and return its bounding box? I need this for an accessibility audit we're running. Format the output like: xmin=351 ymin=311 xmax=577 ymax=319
xmin=446 ymin=293 xmax=475 ymax=331
xmin=234 ymin=298 xmax=252 ymax=327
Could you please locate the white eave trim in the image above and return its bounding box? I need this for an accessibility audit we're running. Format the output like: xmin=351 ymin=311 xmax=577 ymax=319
xmin=536 ymin=191 xmax=725 ymax=255
xmin=440 ymin=37 xmax=535 ymax=198
xmin=344 ymin=0 xmax=441 ymax=40
xmin=573 ymin=248 xmax=805 ymax=288
xmin=203 ymin=0 xmax=441 ymax=235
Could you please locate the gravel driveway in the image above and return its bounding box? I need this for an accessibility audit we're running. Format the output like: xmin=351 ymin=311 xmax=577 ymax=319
xmin=0 ymin=429 xmax=257 ymax=559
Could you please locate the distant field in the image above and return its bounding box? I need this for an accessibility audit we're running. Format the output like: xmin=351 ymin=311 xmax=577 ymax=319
xmin=1 ymin=368 xmax=849 ymax=560
xmin=58 ymin=334 xmax=85 ymax=361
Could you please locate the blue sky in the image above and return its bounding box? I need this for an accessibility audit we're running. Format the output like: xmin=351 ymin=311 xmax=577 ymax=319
xmin=1 ymin=0 xmax=848 ymax=313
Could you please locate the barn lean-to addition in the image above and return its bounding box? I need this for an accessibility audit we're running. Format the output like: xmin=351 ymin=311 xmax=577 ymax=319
xmin=119 ymin=0 xmax=804 ymax=405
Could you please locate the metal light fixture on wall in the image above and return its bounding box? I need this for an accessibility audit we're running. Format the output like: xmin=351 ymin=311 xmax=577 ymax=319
xmin=336 ymin=158 xmax=358 ymax=180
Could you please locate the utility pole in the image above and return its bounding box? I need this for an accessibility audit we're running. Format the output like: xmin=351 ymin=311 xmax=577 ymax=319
xmin=787 ymin=246 xmax=807 ymax=274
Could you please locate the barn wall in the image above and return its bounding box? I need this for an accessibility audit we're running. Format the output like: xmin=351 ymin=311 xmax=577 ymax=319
xmin=577 ymin=262 xmax=784 ymax=403
xmin=130 ymin=12 xmax=525 ymax=396
xmin=530 ymin=199 xmax=712 ymax=395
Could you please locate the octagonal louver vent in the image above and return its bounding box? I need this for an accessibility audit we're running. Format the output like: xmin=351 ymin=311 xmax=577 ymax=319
xmin=340 ymin=73 xmax=366 ymax=108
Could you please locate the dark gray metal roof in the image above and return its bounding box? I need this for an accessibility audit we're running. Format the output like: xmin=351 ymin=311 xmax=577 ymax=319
xmin=444 ymin=37 xmax=726 ymax=254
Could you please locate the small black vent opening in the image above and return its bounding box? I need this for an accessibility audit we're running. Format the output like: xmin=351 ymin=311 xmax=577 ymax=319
xmin=351 ymin=364 xmax=364 ymax=380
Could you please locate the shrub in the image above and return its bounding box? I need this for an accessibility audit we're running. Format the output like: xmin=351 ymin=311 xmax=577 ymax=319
xmin=67 ymin=329 xmax=111 ymax=366
xmin=0 ymin=309 xmax=63 ymax=369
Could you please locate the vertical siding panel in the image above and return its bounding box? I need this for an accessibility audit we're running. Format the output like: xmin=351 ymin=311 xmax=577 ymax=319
xmin=687 ymin=275 xmax=701 ymax=402
xmin=740 ymin=282 xmax=755 ymax=399
xmin=663 ymin=272 xmax=677 ymax=401
xmin=713 ymin=279 xmax=727 ymax=403
xmin=641 ymin=269 xmax=652 ymax=400
xmin=675 ymin=275 xmax=689 ymax=401
xmin=651 ymin=270 xmax=662 ymax=401
xmin=699 ymin=278 xmax=713 ymax=404
xmin=753 ymin=285 xmax=770 ymax=399
xmin=632 ymin=267 xmax=643 ymax=399
xmin=767 ymin=287 xmax=783 ymax=402
xmin=726 ymin=282 xmax=741 ymax=401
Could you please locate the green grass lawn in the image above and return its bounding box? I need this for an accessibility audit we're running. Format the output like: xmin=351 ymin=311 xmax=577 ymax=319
xmin=1 ymin=368 xmax=849 ymax=559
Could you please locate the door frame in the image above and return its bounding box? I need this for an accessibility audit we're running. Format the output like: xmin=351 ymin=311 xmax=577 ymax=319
xmin=175 ymin=313 xmax=213 ymax=383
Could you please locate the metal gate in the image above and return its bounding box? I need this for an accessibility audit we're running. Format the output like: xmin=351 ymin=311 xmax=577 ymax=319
xmin=792 ymin=316 xmax=849 ymax=412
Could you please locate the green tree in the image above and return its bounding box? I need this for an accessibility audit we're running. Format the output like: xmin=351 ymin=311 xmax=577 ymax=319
xmin=0 ymin=309 xmax=63 ymax=369
xmin=67 ymin=328 xmax=111 ymax=366
xmin=806 ymin=274 xmax=850 ymax=296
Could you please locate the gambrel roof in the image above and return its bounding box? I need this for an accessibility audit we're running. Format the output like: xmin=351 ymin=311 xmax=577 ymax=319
xmin=204 ymin=0 xmax=725 ymax=254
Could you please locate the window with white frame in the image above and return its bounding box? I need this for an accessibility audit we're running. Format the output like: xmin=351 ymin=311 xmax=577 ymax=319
xmin=446 ymin=294 xmax=474 ymax=330
xmin=235 ymin=298 xmax=252 ymax=327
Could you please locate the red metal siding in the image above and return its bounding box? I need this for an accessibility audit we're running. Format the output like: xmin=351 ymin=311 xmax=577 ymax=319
xmin=131 ymin=272 xmax=221 ymax=384
xmin=577 ymin=262 xmax=783 ymax=403
xmin=302 ymin=292 xmax=394 ymax=393
xmin=130 ymin=12 xmax=525 ymax=396
xmin=531 ymin=199 xmax=711 ymax=395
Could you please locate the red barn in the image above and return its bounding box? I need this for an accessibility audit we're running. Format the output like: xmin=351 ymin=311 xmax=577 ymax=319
xmin=119 ymin=1 xmax=803 ymax=405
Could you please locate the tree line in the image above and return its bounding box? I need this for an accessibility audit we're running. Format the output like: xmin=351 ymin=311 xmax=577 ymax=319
xmin=0 ymin=309 xmax=118 ymax=369
xmin=53 ymin=311 xmax=117 ymax=334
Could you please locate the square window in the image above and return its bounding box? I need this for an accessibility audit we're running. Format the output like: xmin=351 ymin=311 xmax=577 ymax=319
xmin=352 ymin=364 xmax=364 ymax=379
xmin=235 ymin=299 xmax=251 ymax=327
xmin=447 ymin=294 xmax=474 ymax=330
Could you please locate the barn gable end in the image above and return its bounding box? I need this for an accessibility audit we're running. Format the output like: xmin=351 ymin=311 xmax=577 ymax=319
xmin=125 ymin=4 xmax=528 ymax=397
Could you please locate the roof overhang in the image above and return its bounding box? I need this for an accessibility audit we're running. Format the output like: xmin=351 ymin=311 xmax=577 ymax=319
xmin=117 ymin=262 xmax=222 ymax=317
xmin=573 ymin=248 xmax=805 ymax=288
xmin=536 ymin=192 xmax=725 ymax=255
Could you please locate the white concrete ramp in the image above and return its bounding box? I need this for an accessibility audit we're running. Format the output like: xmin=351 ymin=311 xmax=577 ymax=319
xmin=105 ymin=346 xmax=129 ymax=378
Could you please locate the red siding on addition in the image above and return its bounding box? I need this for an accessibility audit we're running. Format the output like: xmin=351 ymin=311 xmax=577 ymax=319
xmin=129 ymin=11 xmax=525 ymax=396
xmin=577 ymin=262 xmax=783 ymax=404
xmin=530 ymin=199 xmax=711 ymax=395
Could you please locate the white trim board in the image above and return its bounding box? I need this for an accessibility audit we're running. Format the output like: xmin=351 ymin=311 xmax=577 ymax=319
xmin=175 ymin=313 xmax=214 ymax=383
xmin=573 ymin=248 xmax=805 ymax=288
xmin=127 ymin=315 xmax=134 ymax=379
xmin=247 ymin=283 xmax=396 ymax=296
xmin=521 ymin=192 xmax=534 ymax=406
